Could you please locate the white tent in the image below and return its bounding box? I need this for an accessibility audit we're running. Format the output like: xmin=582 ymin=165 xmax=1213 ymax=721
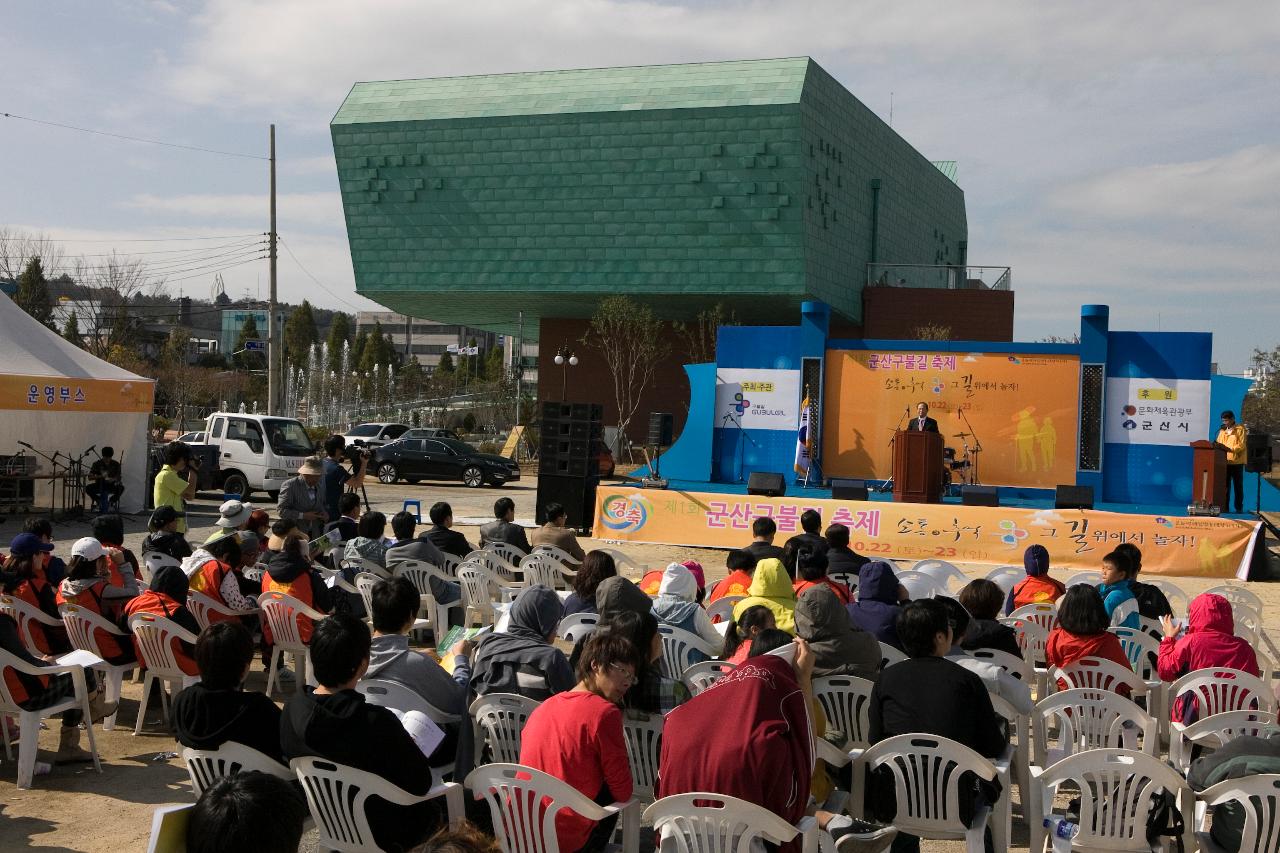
xmin=0 ymin=293 xmax=154 ymax=513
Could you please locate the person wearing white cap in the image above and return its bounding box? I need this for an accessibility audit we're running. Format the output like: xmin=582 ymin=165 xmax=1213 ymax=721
xmin=204 ymin=499 xmax=255 ymax=544
xmin=277 ymin=457 xmax=327 ymax=539
xmin=59 ymin=538 xmax=137 ymax=666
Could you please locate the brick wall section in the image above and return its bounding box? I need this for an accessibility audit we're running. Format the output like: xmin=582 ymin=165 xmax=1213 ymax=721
xmin=861 ymin=287 xmax=1015 ymax=341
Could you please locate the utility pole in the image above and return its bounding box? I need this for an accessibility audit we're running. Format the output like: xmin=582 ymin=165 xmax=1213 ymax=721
xmin=515 ymin=311 xmax=523 ymax=421
xmin=267 ymin=124 xmax=279 ymax=416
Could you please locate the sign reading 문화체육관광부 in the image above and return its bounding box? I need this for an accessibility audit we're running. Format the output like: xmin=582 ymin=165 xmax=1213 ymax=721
xmin=714 ymin=368 xmax=801 ymax=431
xmin=1104 ymin=377 xmax=1211 ymax=446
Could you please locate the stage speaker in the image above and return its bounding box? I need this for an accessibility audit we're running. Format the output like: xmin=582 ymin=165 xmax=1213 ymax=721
xmin=1246 ymin=433 xmax=1273 ymax=474
xmin=747 ymin=471 xmax=787 ymax=498
xmin=647 ymin=412 xmax=674 ymax=447
xmin=961 ymin=485 xmax=999 ymax=507
xmin=536 ymin=474 xmax=600 ymax=531
xmin=1055 ymin=484 xmax=1095 ymax=510
xmin=831 ymin=478 xmax=869 ymax=501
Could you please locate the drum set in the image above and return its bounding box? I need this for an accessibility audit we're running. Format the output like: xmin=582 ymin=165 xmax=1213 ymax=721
xmin=942 ymin=432 xmax=982 ymax=491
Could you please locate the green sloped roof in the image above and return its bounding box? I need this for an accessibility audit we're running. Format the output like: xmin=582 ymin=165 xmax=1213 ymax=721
xmin=333 ymin=57 xmax=812 ymax=124
xmin=931 ymin=160 xmax=958 ymax=183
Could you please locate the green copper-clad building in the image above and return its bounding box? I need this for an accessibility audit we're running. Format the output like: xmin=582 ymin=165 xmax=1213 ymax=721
xmin=331 ymin=57 xmax=968 ymax=334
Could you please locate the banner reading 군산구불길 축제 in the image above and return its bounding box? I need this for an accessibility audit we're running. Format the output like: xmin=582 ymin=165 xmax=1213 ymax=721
xmin=594 ymin=489 xmax=1261 ymax=578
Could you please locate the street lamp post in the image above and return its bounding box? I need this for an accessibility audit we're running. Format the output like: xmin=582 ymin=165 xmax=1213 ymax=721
xmin=553 ymin=346 xmax=578 ymax=402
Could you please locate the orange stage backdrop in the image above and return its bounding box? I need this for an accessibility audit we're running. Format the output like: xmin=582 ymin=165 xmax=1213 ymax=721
xmin=594 ymin=489 xmax=1260 ymax=578
xmin=821 ymin=350 xmax=1081 ymax=488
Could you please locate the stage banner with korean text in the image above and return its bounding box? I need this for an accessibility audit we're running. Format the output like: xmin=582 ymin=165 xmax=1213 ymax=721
xmin=821 ymin=350 xmax=1080 ymax=488
xmin=0 ymin=374 xmax=154 ymax=413
xmin=594 ymin=489 xmax=1260 ymax=578
xmin=1104 ymin=377 xmax=1211 ymax=445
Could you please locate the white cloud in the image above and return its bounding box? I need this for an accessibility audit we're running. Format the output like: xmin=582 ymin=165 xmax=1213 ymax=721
xmin=121 ymin=191 xmax=345 ymax=231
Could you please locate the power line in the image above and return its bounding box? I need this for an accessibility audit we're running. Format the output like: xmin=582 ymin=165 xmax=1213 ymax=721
xmin=33 ymin=233 xmax=265 ymax=243
xmin=278 ymin=236 xmax=362 ymax=311
xmin=60 ymin=238 xmax=265 ymax=257
xmin=1 ymin=112 xmax=268 ymax=160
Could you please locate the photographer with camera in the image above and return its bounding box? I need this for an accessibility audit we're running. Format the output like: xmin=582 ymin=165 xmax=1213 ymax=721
xmin=153 ymin=441 xmax=200 ymax=534
xmin=322 ymin=434 xmax=369 ymax=525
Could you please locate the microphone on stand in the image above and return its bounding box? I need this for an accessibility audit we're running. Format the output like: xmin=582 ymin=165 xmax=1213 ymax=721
xmin=16 ymin=441 xmax=33 ymax=449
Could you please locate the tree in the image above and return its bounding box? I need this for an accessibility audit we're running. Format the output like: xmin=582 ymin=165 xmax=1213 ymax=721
xmin=234 ymin=314 xmax=263 ymax=369
xmin=584 ymin=295 xmax=671 ymax=449
xmin=358 ymin=322 xmax=397 ymax=372
xmin=399 ymin=357 xmax=425 ymax=397
xmin=160 ymin=327 xmax=191 ymax=367
xmin=436 ymin=350 xmax=455 ymax=377
xmin=674 ymin=302 xmax=736 ymax=366
xmin=71 ymin=253 xmax=154 ymax=358
xmin=1243 ymin=344 xmax=1280 ymax=439
xmin=326 ymin=312 xmax=353 ymax=372
xmin=63 ymin=311 xmax=81 ymax=347
xmin=351 ymin=328 xmax=369 ymax=370
xmin=0 ymin=228 xmax=64 ymax=283
xmin=15 ymin=257 xmax=52 ymax=325
xmin=282 ymin=300 xmax=319 ymax=367
xmin=484 ymin=344 xmax=506 ymax=382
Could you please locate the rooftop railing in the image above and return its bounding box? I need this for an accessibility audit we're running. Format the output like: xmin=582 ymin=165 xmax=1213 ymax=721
xmin=866 ymin=264 xmax=1011 ymax=291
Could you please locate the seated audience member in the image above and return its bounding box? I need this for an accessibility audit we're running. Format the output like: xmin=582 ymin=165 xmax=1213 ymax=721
xmin=479 ymin=496 xmax=531 ymax=554
xmin=2 ymin=532 xmax=70 ymax=654
xmin=0 ymin=611 xmax=114 ymax=764
xmin=792 ymin=548 xmax=852 ymax=604
xmin=529 ymin=502 xmax=586 ymax=562
xmin=782 ymin=509 xmax=829 ymax=574
xmin=187 ymin=771 xmax=307 ymax=853
xmin=1097 ymin=549 xmax=1140 ymax=629
xmin=639 ymin=559 xmax=704 ymax=598
xmin=426 ymin=501 xmax=475 ymax=559
xmin=957 ymin=579 xmax=1023 ymax=659
xmin=652 ymin=562 xmax=721 ymax=650
xmin=824 ymin=523 xmax=868 ymax=582
xmin=657 ymin=627 xmax=816 ymax=853
xmin=794 ymin=585 xmax=880 ymax=680
xmin=721 ymin=604 xmax=776 ymax=666
xmin=172 ymin=621 xmax=285 ymax=762
xmin=732 ymin=557 xmax=798 ymax=634
xmin=743 ymin=516 xmax=787 ymax=571
xmin=1158 ymin=593 xmax=1260 ymax=724
xmin=384 ymin=510 xmax=463 ymax=623
xmin=1188 ymin=727 xmax=1280 ymax=852
xmin=367 ymin=576 xmax=472 ymax=733
xmin=868 ymin=600 xmax=1007 ymax=850
xmin=707 ymin=549 xmax=757 ymax=603
xmin=414 ymin=822 xmax=503 ymax=853
xmin=141 ymin=506 xmax=193 ymax=563
xmin=846 ymin=560 xmax=905 ymax=650
xmin=264 ymin=519 xmax=298 ymax=556
xmin=519 ymin=632 xmax=637 ymax=853
xmin=1005 ymin=544 xmax=1066 ymax=614
xmin=344 ymin=510 xmax=390 ymax=569
xmin=1113 ymin=542 xmax=1173 ymax=620
xmin=281 ymin=614 xmax=444 ymax=852
xmin=91 ymin=514 xmax=141 ymax=603
xmin=57 ymin=537 xmax=137 ymax=664
xmin=470 ymin=585 xmax=573 ymax=701
xmin=326 ymin=492 xmax=363 ymax=544
xmin=23 ymin=518 xmax=68 ymax=586
xmin=185 ymin=534 xmax=257 ymax=617
xmin=562 ymin=550 xmax=617 ymax=616
xmin=1044 ymin=585 xmax=1133 ymax=695
xmin=205 ymin=499 xmax=255 ymax=544
xmin=597 ymin=608 xmax=688 ymax=715
xmin=123 ymin=564 xmax=201 ymax=676
xmin=938 ymin=596 xmax=1033 ymax=715
xmin=234 ymin=531 xmax=262 ymax=578
xmin=246 ymin=509 xmax=272 ymax=541
xmin=595 ymin=575 xmax=653 ymax=623
xmin=262 ymin=533 xmax=333 ymax=644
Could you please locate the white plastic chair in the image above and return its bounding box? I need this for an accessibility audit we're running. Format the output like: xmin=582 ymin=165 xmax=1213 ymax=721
xmin=532 ymin=543 xmax=583 ymax=566
xmin=483 ymin=541 xmax=527 ymax=571
xmin=827 ymin=570 xmax=859 ymax=591
xmin=187 ymin=590 xmax=258 ymax=632
xmin=983 ymin=565 xmax=1023 ymax=595
xmin=812 ymin=675 xmax=875 ymax=797
xmin=968 ymin=647 xmax=1035 ymax=687
xmin=681 ymin=660 xmax=737 ymax=695
xmin=128 ymin=612 xmax=201 ymax=735
xmin=519 ymin=553 xmax=570 ymax=591
xmin=341 ymin=555 xmax=390 ymax=579
xmin=466 ymin=763 xmax=639 ymax=853
xmin=1110 ymin=625 xmax=1167 ymax=727
xmin=1204 ymin=584 xmax=1265 ymax=615
xmin=470 ymin=692 xmax=540 ymax=764
xmin=987 ymin=692 xmax=1027 ymax=829
xmin=294 ymin=755 xmax=464 ymax=852
xmin=1144 ymin=578 xmax=1188 ymax=617
xmin=1169 ymin=668 xmax=1275 ymax=753
xmin=856 ymin=733 xmax=1006 ymax=853
xmin=558 ymin=612 xmax=599 ymax=643
xmin=1008 ymin=602 xmax=1057 ymax=634
xmin=467 ymin=550 xmax=524 ymax=587
xmin=392 ymin=560 xmax=463 ymax=635
xmin=258 ymin=591 xmax=326 ymax=696
xmin=1170 ymin=709 xmax=1276 ymax=774
xmin=357 ymin=677 xmax=462 ymax=726
xmin=1065 ymin=571 xmax=1102 ymax=588
xmin=912 ymin=559 xmax=968 ymax=591
xmin=1032 ymin=687 xmax=1158 ymax=769
xmin=621 ymin=708 xmax=664 ymax=802
xmin=1111 ymin=597 xmax=1140 ymax=627
xmin=457 ymin=565 xmax=498 ymax=627
xmin=143 ymin=551 xmax=181 ymax=582
xmin=181 ymin=742 xmax=292 ymax=797
xmin=895 ymin=570 xmax=944 ymax=599
xmin=59 ymin=603 xmax=136 ymax=731
xmin=437 ymin=551 xmax=462 ymax=577
xmin=705 ymin=595 xmax=742 ymax=624
xmin=657 ymin=624 xmax=717 ymax=681
xmin=644 ymin=792 xmax=818 ymax=853
xmin=998 ymin=617 xmax=1050 ymax=698
xmin=1052 ymin=656 xmax=1149 ymax=703
xmin=596 ymin=547 xmax=644 ymax=574
xmin=879 ymin=642 xmax=907 ymax=669
xmin=1028 ymin=748 xmax=1193 ymax=853
xmin=0 ymin=648 xmax=100 ymax=788
xmin=352 ymin=572 xmax=382 ymax=622
xmin=0 ymin=593 xmax=65 ymax=656
xmin=1194 ymin=772 xmax=1280 ymax=853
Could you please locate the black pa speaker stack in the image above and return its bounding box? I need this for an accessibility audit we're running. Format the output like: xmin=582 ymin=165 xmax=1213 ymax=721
xmin=961 ymin=485 xmax=1000 ymax=507
xmin=1055 ymin=484 xmax=1095 ymax=510
xmin=1246 ymin=433 xmax=1273 ymax=474
xmin=537 ymin=401 xmax=603 ymax=530
xmin=830 ymin=478 xmax=870 ymax=501
xmin=747 ymin=472 xmax=787 ymax=498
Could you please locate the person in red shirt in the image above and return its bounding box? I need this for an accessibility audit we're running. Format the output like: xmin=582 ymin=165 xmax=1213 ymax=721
xmin=791 ymin=549 xmax=852 ymax=605
xmin=707 ymin=550 xmax=758 ymax=603
xmin=1158 ymin=593 xmax=1260 ymax=723
xmin=123 ymin=564 xmax=201 ymax=676
xmin=1005 ymin=544 xmax=1067 ymax=614
xmin=2 ymin=532 xmax=69 ymax=654
xmin=1045 ymin=585 xmax=1132 ymax=696
xmin=519 ymin=631 xmax=637 ymax=853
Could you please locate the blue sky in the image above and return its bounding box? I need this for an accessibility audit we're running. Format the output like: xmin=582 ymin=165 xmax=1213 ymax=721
xmin=2 ymin=1 xmax=1277 ymax=371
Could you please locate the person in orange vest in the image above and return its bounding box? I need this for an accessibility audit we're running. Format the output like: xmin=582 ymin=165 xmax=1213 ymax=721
xmin=57 ymin=537 xmax=137 ymax=665
xmin=184 ymin=533 xmax=257 ymax=621
xmin=123 ymin=564 xmax=201 ymax=676
xmin=260 ymin=532 xmax=333 ymax=684
xmin=707 ymin=550 xmax=759 ymax=603
xmin=1 ymin=533 xmax=70 ymax=654
xmin=1216 ymin=410 xmax=1248 ymax=514
xmin=1004 ymin=544 xmax=1067 ymax=614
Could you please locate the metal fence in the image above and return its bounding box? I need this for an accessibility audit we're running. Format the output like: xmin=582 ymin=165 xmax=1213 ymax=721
xmin=866 ymin=264 xmax=1011 ymax=291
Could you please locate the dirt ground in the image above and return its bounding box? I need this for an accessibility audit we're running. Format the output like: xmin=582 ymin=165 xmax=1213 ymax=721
xmin=1 ymin=476 xmax=1276 ymax=851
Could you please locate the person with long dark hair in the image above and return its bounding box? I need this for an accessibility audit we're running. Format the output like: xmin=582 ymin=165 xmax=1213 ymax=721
xmin=1045 ymin=585 xmax=1132 ymax=695
xmin=720 ymin=604 xmax=776 ymax=665
xmin=563 ymin=551 xmax=617 ymax=616
xmin=2 ymin=533 xmax=69 ymax=654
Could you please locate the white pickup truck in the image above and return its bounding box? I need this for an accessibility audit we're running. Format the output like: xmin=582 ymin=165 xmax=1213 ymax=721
xmin=196 ymin=412 xmax=316 ymax=499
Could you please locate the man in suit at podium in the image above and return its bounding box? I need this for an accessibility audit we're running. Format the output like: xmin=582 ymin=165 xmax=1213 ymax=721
xmin=907 ymin=402 xmax=939 ymax=434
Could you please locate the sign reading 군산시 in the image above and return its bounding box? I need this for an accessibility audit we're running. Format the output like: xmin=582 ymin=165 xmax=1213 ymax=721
xmin=1104 ymin=377 xmax=1210 ymax=445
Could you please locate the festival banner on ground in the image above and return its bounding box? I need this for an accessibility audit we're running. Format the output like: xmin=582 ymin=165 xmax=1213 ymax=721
xmin=595 ymin=489 xmax=1260 ymax=578
xmin=821 ymin=350 xmax=1080 ymax=488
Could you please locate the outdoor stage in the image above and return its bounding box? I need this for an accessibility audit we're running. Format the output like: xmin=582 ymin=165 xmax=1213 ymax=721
xmin=593 ymin=479 xmax=1265 ymax=580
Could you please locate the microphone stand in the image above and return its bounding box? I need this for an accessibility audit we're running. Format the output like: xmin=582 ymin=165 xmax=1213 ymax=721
xmin=16 ymin=442 xmax=67 ymax=516
xmin=880 ymin=407 xmax=909 ymax=493
xmin=958 ymin=407 xmax=983 ymax=485
xmin=722 ymin=411 xmax=756 ymax=483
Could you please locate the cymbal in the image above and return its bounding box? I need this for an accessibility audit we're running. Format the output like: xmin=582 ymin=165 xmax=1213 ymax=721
xmin=952 ymin=432 xmax=972 ymax=438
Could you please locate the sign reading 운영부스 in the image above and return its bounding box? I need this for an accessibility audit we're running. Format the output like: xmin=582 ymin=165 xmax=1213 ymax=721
xmin=1104 ymin=377 xmax=1211 ymax=445
xmin=714 ymin=368 xmax=801 ymax=431
xmin=0 ymin=374 xmax=154 ymax=413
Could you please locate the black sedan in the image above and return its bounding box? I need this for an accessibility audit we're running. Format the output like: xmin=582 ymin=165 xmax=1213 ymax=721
xmin=374 ymin=437 xmax=521 ymax=488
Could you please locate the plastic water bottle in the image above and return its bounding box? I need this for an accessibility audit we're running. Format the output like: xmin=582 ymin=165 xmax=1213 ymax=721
xmin=1044 ymin=816 xmax=1079 ymax=852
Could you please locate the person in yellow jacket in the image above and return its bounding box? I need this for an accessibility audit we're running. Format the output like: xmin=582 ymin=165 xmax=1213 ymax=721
xmin=731 ymin=558 xmax=797 ymax=634
xmin=1216 ymin=410 xmax=1247 ymax=514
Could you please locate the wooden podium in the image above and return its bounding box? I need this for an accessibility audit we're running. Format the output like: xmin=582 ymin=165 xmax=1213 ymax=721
xmin=893 ymin=429 xmax=944 ymax=504
xmin=1190 ymin=439 xmax=1228 ymax=509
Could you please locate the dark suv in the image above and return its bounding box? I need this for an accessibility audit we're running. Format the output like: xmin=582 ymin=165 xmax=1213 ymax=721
xmin=374 ymin=436 xmax=521 ymax=488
